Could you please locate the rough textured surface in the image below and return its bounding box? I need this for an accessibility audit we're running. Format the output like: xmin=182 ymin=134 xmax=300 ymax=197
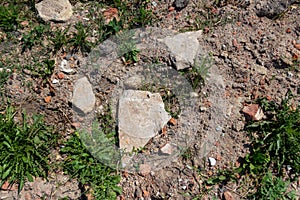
xmin=118 ymin=90 xmax=171 ymax=152
xmin=255 ymin=0 xmax=296 ymax=19
xmin=0 ymin=175 xmax=80 ymax=200
xmin=72 ymin=77 xmax=95 ymax=114
xmin=161 ymin=30 xmax=202 ymax=70
xmin=35 ymin=0 xmax=73 ymax=22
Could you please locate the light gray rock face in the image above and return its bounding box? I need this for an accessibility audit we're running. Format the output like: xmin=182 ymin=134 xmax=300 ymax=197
xmin=72 ymin=77 xmax=95 ymax=114
xmin=161 ymin=30 xmax=202 ymax=70
xmin=35 ymin=0 xmax=73 ymax=22
xmin=118 ymin=90 xmax=171 ymax=152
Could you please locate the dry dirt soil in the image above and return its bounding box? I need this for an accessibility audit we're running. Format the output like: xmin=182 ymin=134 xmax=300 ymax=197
xmin=0 ymin=0 xmax=299 ymax=200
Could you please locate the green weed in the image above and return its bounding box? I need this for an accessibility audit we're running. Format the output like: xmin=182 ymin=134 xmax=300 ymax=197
xmin=250 ymin=171 xmax=296 ymax=200
xmin=49 ymin=26 xmax=70 ymax=54
xmin=60 ymin=130 xmax=121 ymax=199
xmin=245 ymin=92 xmax=300 ymax=177
xmin=68 ymin=22 xmax=93 ymax=53
xmin=0 ymin=106 xmax=56 ymax=192
xmin=21 ymin=24 xmax=49 ymax=53
xmin=205 ymin=169 xmax=238 ymax=185
xmin=183 ymin=55 xmax=212 ymax=91
xmin=0 ymin=62 xmax=12 ymax=97
xmin=109 ymin=0 xmax=153 ymax=29
xmin=0 ymin=4 xmax=20 ymax=32
xmin=115 ymin=30 xmax=140 ymax=63
xmin=24 ymin=59 xmax=55 ymax=83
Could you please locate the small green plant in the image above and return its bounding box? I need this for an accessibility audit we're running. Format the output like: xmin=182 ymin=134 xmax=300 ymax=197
xmin=61 ymin=129 xmax=121 ymax=199
xmin=104 ymin=18 xmax=123 ymax=37
xmin=68 ymin=22 xmax=93 ymax=53
xmin=184 ymin=55 xmax=212 ymax=90
xmin=21 ymin=24 xmax=49 ymax=52
xmin=115 ymin=30 xmax=140 ymax=63
xmin=49 ymin=26 xmax=70 ymax=54
xmin=25 ymin=59 xmax=55 ymax=83
xmin=250 ymin=171 xmax=296 ymax=200
xmin=245 ymin=92 xmax=300 ymax=176
xmin=0 ymin=106 xmax=56 ymax=192
xmin=109 ymin=0 xmax=153 ymax=29
xmin=131 ymin=1 xmax=153 ymax=27
xmin=205 ymin=168 xmax=238 ymax=185
xmin=0 ymin=4 xmax=20 ymax=32
xmin=97 ymin=105 xmax=118 ymax=143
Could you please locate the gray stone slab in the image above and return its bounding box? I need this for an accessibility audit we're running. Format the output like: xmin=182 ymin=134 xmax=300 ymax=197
xmin=118 ymin=90 xmax=171 ymax=152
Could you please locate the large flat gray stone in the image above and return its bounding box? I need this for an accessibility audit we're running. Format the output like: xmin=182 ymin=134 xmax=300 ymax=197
xmin=118 ymin=90 xmax=171 ymax=152
xmin=72 ymin=77 xmax=95 ymax=114
xmin=35 ymin=0 xmax=73 ymax=22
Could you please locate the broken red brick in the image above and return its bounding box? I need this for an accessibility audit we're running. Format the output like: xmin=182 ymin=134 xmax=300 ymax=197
xmin=242 ymin=104 xmax=264 ymax=121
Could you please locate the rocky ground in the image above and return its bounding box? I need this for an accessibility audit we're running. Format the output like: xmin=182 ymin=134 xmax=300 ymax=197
xmin=0 ymin=0 xmax=299 ymax=199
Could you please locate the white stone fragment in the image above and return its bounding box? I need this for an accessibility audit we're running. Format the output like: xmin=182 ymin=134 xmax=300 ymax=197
xmin=208 ymin=157 xmax=216 ymax=166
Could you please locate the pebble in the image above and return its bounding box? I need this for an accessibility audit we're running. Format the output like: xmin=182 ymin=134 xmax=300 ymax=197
xmin=57 ymin=72 xmax=65 ymax=79
xmin=139 ymin=164 xmax=152 ymax=177
xmin=223 ymin=191 xmax=234 ymax=200
xmin=151 ymin=1 xmax=157 ymax=7
xmin=72 ymin=77 xmax=95 ymax=114
xmin=233 ymin=121 xmax=244 ymax=132
xmin=208 ymin=157 xmax=216 ymax=166
xmin=60 ymin=59 xmax=75 ymax=74
xmin=135 ymin=188 xmax=143 ymax=198
xmin=160 ymin=143 xmax=173 ymax=155
xmin=287 ymin=71 xmax=293 ymax=77
xmin=242 ymin=104 xmax=264 ymax=121
xmin=200 ymin=106 xmax=207 ymax=112
xmin=190 ymin=92 xmax=199 ymax=97
xmin=52 ymin=79 xmax=59 ymax=84
xmin=173 ymin=0 xmax=190 ymax=10
xmin=44 ymin=96 xmax=51 ymax=103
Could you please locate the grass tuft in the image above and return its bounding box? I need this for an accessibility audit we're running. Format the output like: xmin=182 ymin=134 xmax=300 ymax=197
xmin=0 ymin=106 xmax=56 ymax=193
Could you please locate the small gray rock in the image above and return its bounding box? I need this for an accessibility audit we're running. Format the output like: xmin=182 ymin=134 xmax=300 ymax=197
xmin=160 ymin=30 xmax=202 ymax=70
xmin=160 ymin=143 xmax=173 ymax=155
xmin=173 ymin=0 xmax=190 ymax=10
xmin=35 ymin=0 xmax=73 ymax=22
xmin=255 ymin=0 xmax=296 ymax=19
xmin=72 ymin=77 xmax=95 ymax=114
